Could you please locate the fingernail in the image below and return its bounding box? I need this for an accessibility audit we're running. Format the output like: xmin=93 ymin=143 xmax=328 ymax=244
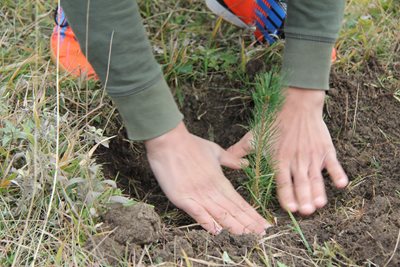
xmin=286 ymin=203 xmax=298 ymax=212
xmin=339 ymin=176 xmax=349 ymax=187
xmin=314 ymin=197 xmax=327 ymax=207
xmin=260 ymin=230 xmax=267 ymax=236
xmin=300 ymin=204 xmax=315 ymax=215
xmin=212 ymin=219 xmax=223 ymax=235
xmin=240 ymin=159 xmax=249 ymax=167
xmin=335 ymin=178 xmax=348 ymax=189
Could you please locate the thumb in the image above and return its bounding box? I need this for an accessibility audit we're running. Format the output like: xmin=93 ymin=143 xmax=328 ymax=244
xmin=227 ymin=131 xmax=254 ymax=158
xmin=219 ymin=149 xmax=249 ymax=170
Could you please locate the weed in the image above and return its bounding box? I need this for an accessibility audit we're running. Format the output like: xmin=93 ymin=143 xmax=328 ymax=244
xmin=287 ymin=211 xmax=312 ymax=254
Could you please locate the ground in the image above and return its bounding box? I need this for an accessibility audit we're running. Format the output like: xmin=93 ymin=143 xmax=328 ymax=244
xmin=95 ymin=58 xmax=400 ymax=266
xmin=0 ymin=0 xmax=399 ymax=266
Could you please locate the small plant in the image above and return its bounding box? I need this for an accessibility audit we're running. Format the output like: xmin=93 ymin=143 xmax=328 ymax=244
xmin=287 ymin=211 xmax=312 ymax=254
xmin=243 ymin=70 xmax=283 ymax=219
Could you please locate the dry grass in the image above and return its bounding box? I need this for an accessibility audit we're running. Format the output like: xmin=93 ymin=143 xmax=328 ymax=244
xmin=0 ymin=1 xmax=128 ymax=265
xmin=0 ymin=0 xmax=398 ymax=266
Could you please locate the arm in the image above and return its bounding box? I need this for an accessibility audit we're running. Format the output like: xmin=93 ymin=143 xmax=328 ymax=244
xmin=229 ymin=0 xmax=349 ymax=215
xmin=282 ymin=0 xmax=345 ymax=90
xmin=61 ymin=0 xmax=269 ymax=234
xmin=61 ymin=0 xmax=182 ymax=140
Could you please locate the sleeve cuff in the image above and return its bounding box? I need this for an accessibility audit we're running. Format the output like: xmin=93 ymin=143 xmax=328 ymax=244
xmin=281 ymin=38 xmax=334 ymax=90
xmin=111 ymin=77 xmax=183 ymax=141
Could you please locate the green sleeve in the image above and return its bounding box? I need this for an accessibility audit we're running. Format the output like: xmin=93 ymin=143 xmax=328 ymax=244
xmin=61 ymin=0 xmax=183 ymax=141
xmin=282 ymin=0 xmax=345 ymax=90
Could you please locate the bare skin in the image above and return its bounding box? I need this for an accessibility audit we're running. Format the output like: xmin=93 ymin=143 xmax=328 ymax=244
xmin=145 ymin=122 xmax=271 ymax=235
xmin=145 ymin=87 xmax=348 ymax=234
xmin=228 ymin=87 xmax=349 ymax=215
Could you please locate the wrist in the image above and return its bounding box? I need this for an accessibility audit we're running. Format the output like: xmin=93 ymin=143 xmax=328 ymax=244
xmin=144 ymin=121 xmax=187 ymax=152
xmin=284 ymin=87 xmax=325 ymax=112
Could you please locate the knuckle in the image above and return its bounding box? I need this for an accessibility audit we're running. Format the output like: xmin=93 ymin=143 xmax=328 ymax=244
xmin=328 ymin=164 xmax=344 ymax=176
xmin=238 ymin=201 xmax=249 ymax=211
xmin=276 ymin=152 xmax=287 ymax=164
xmin=309 ymin=174 xmax=322 ymax=183
xmin=276 ymin=161 xmax=289 ymax=171
xmin=245 ymin=222 xmax=262 ymax=233
xmin=309 ymin=148 xmax=317 ymax=156
xmin=310 ymin=150 xmax=323 ymax=160
xmin=256 ymin=217 xmax=268 ymax=228
xmin=230 ymin=226 xmax=244 ymax=235
xmin=276 ymin=178 xmax=291 ymax=189
xmin=229 ymin=207 xmax=242 ymax=218
xmin=325 ymin=149 xmax=338 ymax=162
xmin=190 ymin=207 xmax=205 ymax=218
xmin=323 ymin=142 xmax=334 ymax=151
xmin=240 ymin=146 xmax=250 ymax=155
xmin=200 ymin=222 xmax=213 ymax=232
xmin=293 ymin=173 xmax=308 ymax=183
xmin=214 ymin=211 xmax=228 ymax=222
xmin=278 ymin=197 xmax=292 ymax=208
xmin=294 ymin=150 xmax=303 ymax=161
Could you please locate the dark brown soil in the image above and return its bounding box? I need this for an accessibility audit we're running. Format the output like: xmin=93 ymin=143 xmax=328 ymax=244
xmin=95 ymin=60 xmax=400 ymax=266
xmin=87 ymin=203 xmax=259 ymax=265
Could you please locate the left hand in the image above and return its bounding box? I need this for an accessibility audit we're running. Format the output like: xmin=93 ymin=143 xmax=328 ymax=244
xmin=145 ymin=122 xmax=270 ymax=234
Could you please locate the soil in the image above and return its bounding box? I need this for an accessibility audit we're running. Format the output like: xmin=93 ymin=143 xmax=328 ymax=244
xmin=95 ymin=59 xmax=400 ymax=266
xmin=87 ymin=203 xmax=258 ymax=265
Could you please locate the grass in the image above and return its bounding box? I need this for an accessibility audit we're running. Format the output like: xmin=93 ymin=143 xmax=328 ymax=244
xmin=0 ymin=1 xmax=130 ymax=265
xmin=287 ymin=211 xmax=312 ymax=254
xmin=0 ymin=0 xmax=399 ymax=266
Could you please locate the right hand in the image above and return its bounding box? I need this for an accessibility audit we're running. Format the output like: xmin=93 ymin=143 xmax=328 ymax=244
xmin=227 ymin=88 xmax=349 ymax=215
xmin=145 ymin=121 xmax=271 ymax=235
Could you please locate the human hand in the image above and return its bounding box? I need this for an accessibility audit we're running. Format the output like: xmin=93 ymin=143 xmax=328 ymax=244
xmin=228 ymin=87 xmax=349 ymax=215
xmin=145 ymin=122 xmax=271 ymax=235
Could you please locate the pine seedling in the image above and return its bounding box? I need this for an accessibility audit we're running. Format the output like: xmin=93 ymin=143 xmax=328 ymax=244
xmin=243 ymin=70 xmax=283 ymax=218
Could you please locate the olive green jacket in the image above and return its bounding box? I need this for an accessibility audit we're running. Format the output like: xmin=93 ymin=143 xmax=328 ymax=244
xmin=61 ymin=0 xmax=345 ymax=140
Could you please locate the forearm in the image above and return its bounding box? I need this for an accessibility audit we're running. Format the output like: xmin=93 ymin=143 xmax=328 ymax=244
xmin=61 ymin=0 xmax=183 ymax=140
xmin=282 ymin=0 xmax=345 ymax=90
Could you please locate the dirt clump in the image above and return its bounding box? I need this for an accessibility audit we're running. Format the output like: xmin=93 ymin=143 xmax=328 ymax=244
xmin=154 ymin=235 xmax=194 ymax=262
xmin=88 ymin=202 xmax=259 ymax=265
xmin=95 ymin=62 xmax=400 ymax=265
xmin=86 ymin=203 xmax=162 ymax=264
xmin=102 ymin=202 xmax=162 ymax=245
xmin=86 ymin=236 xmax=126 ymax=265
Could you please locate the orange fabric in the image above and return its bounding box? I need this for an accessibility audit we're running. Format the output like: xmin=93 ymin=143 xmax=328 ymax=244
xmin=50 ymin=26 xmax=98 ymax=80
xmin=331 ymin=48 xmax=337 ymax=62
xmin=223 ymin=0 xmax=255 ymax=24
xmin=223 ymin=0 xmax=338 ymax=62
xmin=224 ymin=0 xmax=268 ymax=41
xmin=50 ymin=1 xmax=336 ymax=80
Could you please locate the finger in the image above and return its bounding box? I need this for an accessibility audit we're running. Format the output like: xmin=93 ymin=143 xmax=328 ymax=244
xmin=309 ymin=162 xmax=327 ymax=209
xmin=219 ymin=149 xmax=249 ymax=170
xmin=177 ymin=198 xmax=222 ymax=234
xmin=203 ymin=197 xmax=249 ymax=235
xmin=222 ymin=188 xmax=271 ymax=234
xmin=292 ymin=165 xmax=315 ymax=216
xmin=227 ymin=131 xmax=253 ymax=158
xmin=276 ymin=164 xmax=298 ymax=212
xmin=324 ymin=150 xmax=348 ymax=188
